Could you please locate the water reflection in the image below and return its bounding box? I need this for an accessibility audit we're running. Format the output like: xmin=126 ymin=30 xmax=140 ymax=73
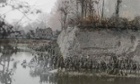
xmin=0 ymin=45 xmax=16 ymax=84
xmin=57 ymin=75 xmax=140 ymax=84
xmin=0 ymin=44 xmax=140 ymax=84
xmin=29 ymin=53 xmax=57 ymax=84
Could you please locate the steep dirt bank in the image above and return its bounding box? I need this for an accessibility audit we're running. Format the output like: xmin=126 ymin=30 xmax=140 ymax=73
xmin=57 ymin=27 xmax=140 ymax=63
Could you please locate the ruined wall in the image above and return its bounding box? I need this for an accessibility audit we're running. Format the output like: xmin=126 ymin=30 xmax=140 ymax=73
xmin=57 ymin=27 xmax=140 ymax=63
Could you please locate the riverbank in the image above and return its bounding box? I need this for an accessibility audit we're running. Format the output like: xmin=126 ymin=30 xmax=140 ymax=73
xmin=56 ymin=70 xmax=140 ymax=78
xmin=1 ymin=38 xmax=140 ymax=78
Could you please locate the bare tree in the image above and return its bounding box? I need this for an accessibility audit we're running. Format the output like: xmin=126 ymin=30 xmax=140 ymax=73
xmin=58 ymin=1 xmax=71 ymax=30
xmin=101 ymin=0 xmax=105 ymax=19
xmin=0 ymin=0 xmax=42 ymax=38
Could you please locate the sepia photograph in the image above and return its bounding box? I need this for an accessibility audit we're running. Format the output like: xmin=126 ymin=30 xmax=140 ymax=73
xmin=0 ymin=0 xmax=140 ymax=84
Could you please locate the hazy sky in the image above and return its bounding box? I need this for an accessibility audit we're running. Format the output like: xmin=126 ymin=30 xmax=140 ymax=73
xmin=104 ymin=0 xmax=140 ymax=19
xmin=1 ymin=0 xmax=140 ymax=31
xmin=0 ymin=0 xmax=57 ymax=25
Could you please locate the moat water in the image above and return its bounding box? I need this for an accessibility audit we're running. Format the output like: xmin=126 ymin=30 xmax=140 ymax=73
xmin=0 ymin=46 xmax=140 ymax=84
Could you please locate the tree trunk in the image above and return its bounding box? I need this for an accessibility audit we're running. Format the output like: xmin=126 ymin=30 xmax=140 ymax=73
xmin=101 ymin=0 xmax=105 ymax=19
xmin=116 ymin=0 xmax=122 ymax=18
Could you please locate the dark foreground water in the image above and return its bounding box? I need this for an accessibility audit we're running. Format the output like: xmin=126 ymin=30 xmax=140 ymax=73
xmin=0 ymin=49 xmax=140 ymax=84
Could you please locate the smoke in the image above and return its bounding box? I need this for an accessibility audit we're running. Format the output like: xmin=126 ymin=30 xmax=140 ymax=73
xmin=47 ymin=0 xmax=140 ymax=30
xmin=1 ymin=0 xmax=139 ymax=31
